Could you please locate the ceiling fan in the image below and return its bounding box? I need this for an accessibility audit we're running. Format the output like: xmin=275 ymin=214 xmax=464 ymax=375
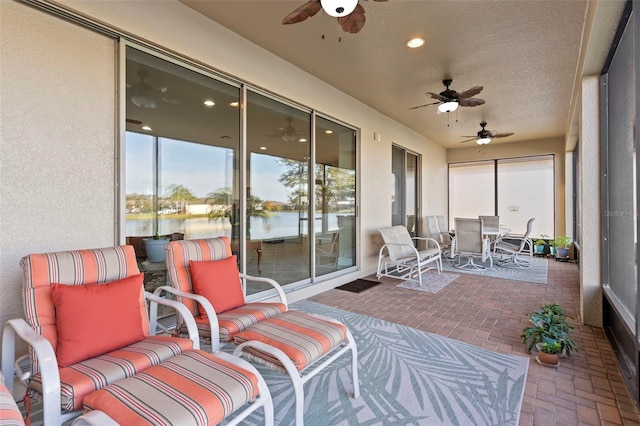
xmin=409 ymin=79 xmax=485 ymax=113
xmin=127 ymin=70 xmax=181 ymax=109
xmin=460 ymin=122 xmax=514 ymax=145
xmin=282 ymin=0 xmax=388 ymax=34
xmin=266 ymin=117 xmax=307 ymax=142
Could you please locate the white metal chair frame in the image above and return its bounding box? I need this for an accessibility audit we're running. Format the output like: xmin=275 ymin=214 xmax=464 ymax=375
xmin=377 ymin=225 xmax=442 ymax=286
xmin=494 ymin=217 xmax=535 ymax=268
xmin=451 ymin=218 xmax=493 ymax=271
xmin=1 ymin=293 xmax=200 ymax=426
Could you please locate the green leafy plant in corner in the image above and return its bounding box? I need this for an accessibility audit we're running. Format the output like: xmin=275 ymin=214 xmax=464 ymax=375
xmin=552 ymin=235 xmax=572 ymax=248
xmin=521 ymin=302 xmax=578 ymax=356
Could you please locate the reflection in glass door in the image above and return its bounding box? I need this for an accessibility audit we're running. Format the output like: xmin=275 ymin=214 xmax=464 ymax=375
xmin=246 ymin=91 xmax=311 ymax=288
xmin=315 ymin=116 xmax=357 ymax=276
xmin=391 ymin=146 xmax=419 ymax=236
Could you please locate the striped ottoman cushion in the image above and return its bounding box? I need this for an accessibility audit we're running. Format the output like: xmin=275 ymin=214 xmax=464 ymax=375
xmin=83 ymin=350 xmax=260 ymax=426
xmin=29 ymin=335 xmax=193 ymax=412
xmin=177 ymin=302 xmax=286 ymax=342
xmin=1 ymin=372 xmax=24 ymax=426
xmin=233 ymin=311 xmax=348 ymax=372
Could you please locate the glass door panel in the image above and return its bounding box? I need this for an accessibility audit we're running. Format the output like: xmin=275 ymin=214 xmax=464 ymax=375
xmin=315 ymin=116 xmax=356 ymax=275
xmin=246 ymin=91 xmax=311 ymax=289
xmin=125 ymin=46 xmax=240 ymax=252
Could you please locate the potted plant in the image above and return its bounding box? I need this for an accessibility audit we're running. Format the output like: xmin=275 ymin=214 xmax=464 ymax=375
xmin=548 ymin=239 xmax=556 ymax=256
xmin=537 ymin=341 xmax=562 ymax=366
xmin=521 ymin=302 xmax=578 ymax=356
xmin=553 ymin=236 xmax=572 ymax=258
xmin=534 ymin=239 xmax=546 ymax=254
xmin=143 ymin=233 xmax=170 ymax=263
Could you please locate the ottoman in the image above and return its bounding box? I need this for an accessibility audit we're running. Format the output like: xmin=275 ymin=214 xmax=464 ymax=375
xmin=74 ymin=350 xmax=273 ymax=426
xmin=233 ymin=310 xmax=359 ymax=425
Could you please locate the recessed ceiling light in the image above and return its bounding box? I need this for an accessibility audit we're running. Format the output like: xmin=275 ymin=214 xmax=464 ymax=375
xmin=407 ymin=37 xmax=425 ymax=48
xmin=299 ymin=138 xmax=307 ymax=143
xmin=229 ymin=101 xmax=239 ymax=107
xmin=260 ymin=146 xmax=267 ymax=150
xmin=204 ymin=100 xmax=215 ymax=107
xmin=325 ymin=130 xmax=333 ymax=134
xmin=142 ymin=125 xmax=152 ymax=131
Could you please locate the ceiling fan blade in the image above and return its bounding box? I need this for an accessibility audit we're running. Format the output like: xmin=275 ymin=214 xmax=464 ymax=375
xmin=458 ymin=97 xmax=485 ymax=107
xmin=338 ymin=4 xmax=366 ymax=33
xmin=126 ymin=118 xmax=142 ymax=125
xmin=282 ymin=1 xmax=322 ymax=25
xmin=460 ymin=138 xmax=475 ymax=143
xmin=409 ymin=101 xmax=440 ymax=110
xmin=492 ymin=132 xmax=515 ymax=138
xmin=455 ymin=86 xmax=483 ymax=99
xmin=427 ymin=92 xmax=447 ymax=101
xmin=460 ymin=135 xmax=478 ymax=138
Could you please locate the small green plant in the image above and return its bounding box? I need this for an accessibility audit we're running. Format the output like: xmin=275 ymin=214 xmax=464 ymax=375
xmin=539 ymin=341 xmax=562 ymax=354
xmin=521 ymin=302 xmax=578 ymax=355
xmin=553 ymin=235 xmax=572 ymax=248
xmin=534 ymin=239 xmax=546 ymax=246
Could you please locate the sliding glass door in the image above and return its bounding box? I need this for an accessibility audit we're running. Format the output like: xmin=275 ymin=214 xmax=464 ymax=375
xmin=392 ymin=146 xmax=420 ymax=236
xmin=124 ymin=45 xmax=358 ymax=296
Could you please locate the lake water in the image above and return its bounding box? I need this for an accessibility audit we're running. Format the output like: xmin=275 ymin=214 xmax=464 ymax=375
xmin=126 ymin=211 xmax=349 ymax=240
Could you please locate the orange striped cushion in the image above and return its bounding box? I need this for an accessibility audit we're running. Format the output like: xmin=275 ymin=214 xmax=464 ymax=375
xmin=176 ymin=303 xmax=287 ymax=342
xmin=83 ymin=350 xmax=259 ymax=426
xmin=21 ymin=246 xmax=143 ymax=377
xmin=233 ymin=311 xmax=348 ymax=371
xmin=0 ymin=373 xmax=24 ymax=425
xmin=28 ymin=335 xmax=193 ymax=412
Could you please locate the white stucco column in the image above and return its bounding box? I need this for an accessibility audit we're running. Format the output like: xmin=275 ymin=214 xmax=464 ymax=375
xmin=579 ymin=75 xmax=602 ymax=327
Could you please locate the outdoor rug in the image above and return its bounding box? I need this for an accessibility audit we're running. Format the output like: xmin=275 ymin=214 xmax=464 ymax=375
xmin=336 ymin=278 xmax=381 ymax=293
xmin=396 ymin=271 xmax=459 ymax=294
xmin=442 ymin=256 xmax=548 ymax=284
xmin=221 ymin=300 xmax=529 ymax=426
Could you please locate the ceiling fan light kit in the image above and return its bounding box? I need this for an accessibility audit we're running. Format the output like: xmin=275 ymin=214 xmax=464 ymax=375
xmin=460 ymin=121 xmax=515 ymax=145
xmin=321 ymin=0 xmax=358 ymax=17
xmin=437 ymin=101 xmax=459 ymax=113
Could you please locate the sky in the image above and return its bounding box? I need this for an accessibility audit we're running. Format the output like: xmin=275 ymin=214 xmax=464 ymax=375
xmin=126 ymin=132 xmax=291 ymax=202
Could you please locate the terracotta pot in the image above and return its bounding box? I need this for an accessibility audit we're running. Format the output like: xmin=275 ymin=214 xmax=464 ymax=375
xmin=538 ymin=351 xmax=559 ymax=366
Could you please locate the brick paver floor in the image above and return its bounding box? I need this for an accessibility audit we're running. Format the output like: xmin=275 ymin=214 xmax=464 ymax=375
xmin=309 ymin=258 xmax=640 ymax=425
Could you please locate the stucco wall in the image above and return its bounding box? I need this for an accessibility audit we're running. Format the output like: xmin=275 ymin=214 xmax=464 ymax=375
xmin=0 ymin=0 xmax=117 ymax=333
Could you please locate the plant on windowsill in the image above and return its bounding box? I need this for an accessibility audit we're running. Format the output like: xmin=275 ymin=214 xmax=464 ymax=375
xmin=521 ymin=302 xmax=578 ymax=356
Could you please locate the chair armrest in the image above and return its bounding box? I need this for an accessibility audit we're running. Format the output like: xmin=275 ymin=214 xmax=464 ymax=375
xmin=2 ymin=318 xmax=62 ymax=424
xmin=145 ymin=291 xmax=202 ymax=351
xmin=239 ymin=274 xmax=288 ymax=309
xmin=412 ymin=237 xmax=442 ymax=252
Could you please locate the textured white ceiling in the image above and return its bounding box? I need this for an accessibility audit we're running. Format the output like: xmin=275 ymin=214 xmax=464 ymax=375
xmin=180 ymin=0 xmax=624 ymax=149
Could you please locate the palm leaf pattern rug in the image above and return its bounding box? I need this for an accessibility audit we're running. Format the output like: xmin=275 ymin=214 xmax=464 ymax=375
xmin=223 ymin=300 xmax=528 ymax=426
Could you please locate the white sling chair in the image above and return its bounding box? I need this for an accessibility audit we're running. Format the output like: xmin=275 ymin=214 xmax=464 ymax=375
xmin=452 ymin=218 xmax=493 ymax=270
xmin=425 ymin=215 xmax=452 ymax=252
xmin=377 ymin=225 xmax=442 ymax=286
xmin=494 ymin=217 xmax=535 ymax=268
